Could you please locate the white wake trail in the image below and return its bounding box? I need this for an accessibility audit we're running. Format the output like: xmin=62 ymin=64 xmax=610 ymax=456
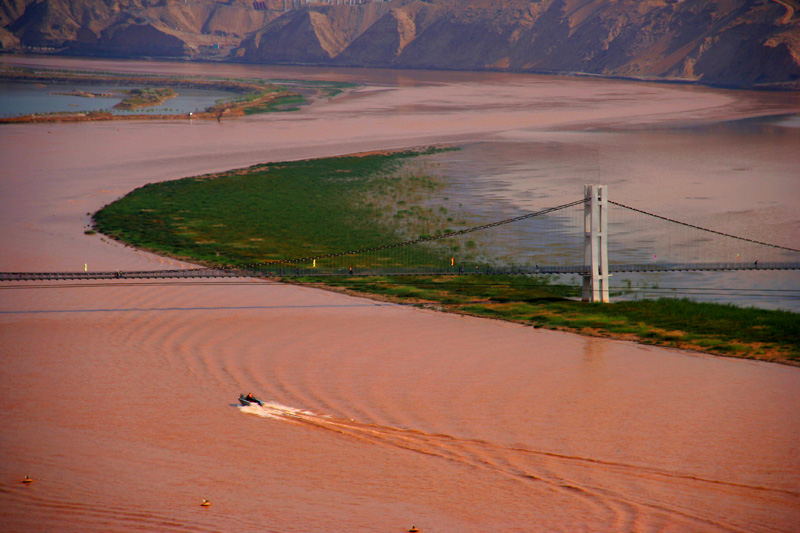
xmin=238 ymin=401 xmax=322 ymax=421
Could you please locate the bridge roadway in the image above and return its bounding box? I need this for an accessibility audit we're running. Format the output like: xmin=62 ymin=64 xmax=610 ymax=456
xmin=1 ymin=262 xmax=799 ymax=281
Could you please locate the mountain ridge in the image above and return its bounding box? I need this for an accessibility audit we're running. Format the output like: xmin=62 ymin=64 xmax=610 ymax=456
xmin=2 ymin=0 xmax=798 ymax=89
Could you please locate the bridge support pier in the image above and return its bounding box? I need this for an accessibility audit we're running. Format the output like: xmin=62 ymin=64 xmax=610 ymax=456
xmin=582 ymin=184 xmax=610 ymax=303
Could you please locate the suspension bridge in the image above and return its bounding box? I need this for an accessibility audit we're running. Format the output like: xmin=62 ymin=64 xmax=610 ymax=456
xmin=2 ymin=185 xmax=799 ymax=302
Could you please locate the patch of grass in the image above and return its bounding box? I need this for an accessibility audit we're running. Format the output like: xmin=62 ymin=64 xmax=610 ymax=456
xmin=93 ymin=147 xmax=457 ymax=267
xmin=114 ymin=88 xmax=177 ymax=110
xmin=242 ymin=94 xmax=308 ymax=114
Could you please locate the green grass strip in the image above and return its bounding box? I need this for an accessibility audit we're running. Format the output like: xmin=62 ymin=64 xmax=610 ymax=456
xmin=93 ymin=147 xmax=452 ymax=266
xmin=296 ymin=275 xmax=799 ymax=364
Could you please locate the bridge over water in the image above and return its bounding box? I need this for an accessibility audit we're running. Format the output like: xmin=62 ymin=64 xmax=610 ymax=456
xmin=2 ymin=261 xmax=799 ymax=283
xmin=3 ymin=186 xmax=799 ymax=302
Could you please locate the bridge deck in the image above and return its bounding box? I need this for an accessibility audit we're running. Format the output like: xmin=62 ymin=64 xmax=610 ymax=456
xmin=1 ymin=262 xmax=798 ymax=281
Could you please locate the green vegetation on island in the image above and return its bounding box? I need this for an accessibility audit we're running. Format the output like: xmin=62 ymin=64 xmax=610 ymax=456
xmin=114 ymin=88 xmax=177 ymax=110
xmin=92 ymin=148 xmax=800 ymax=365
xmin=93 ymin=147 xmax=455 ymax=266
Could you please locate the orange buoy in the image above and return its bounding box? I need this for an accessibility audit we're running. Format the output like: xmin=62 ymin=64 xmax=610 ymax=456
xmin=201 ymin=499 xmax=211 ymax=507
xmin=22 ymin=476 xmax=33 ymax=484
xmin=409 ymin=527 xmax=419 ymax=532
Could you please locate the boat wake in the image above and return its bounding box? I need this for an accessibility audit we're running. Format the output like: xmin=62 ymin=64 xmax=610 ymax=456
xmin=237 ymin=400 xmax=799 ymax=532
xmin=237 ymin=400 xmax=323 ymax=421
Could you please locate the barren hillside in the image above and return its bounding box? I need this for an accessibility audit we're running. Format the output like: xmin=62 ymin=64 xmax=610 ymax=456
xmin=2 ymin=0 xmax=798 ymax=88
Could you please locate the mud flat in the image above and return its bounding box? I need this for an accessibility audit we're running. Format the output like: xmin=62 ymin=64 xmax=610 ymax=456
xmin=50 ymin=89 xmax=115 ymax=98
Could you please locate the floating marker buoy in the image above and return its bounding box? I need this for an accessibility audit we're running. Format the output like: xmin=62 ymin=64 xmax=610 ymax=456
xmin=201 ymin=499 xmax=211 ymax=507
xmin=22 ymin=476 xmax=33 ymax=484
xmin=409 ymin=527 xmax=419 ymax=532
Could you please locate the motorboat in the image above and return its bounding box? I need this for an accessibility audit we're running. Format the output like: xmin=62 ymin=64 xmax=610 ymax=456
xmin=238 ymin=393 xmax=264 ymax=406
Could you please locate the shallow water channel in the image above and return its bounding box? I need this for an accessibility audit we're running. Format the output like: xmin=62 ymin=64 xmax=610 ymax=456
xmin=0 ymin=79 xmax=236 ymax=117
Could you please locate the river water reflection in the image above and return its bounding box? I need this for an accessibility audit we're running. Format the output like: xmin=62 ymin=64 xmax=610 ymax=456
xmin=1 ymin=56 xmax=799 ymax=532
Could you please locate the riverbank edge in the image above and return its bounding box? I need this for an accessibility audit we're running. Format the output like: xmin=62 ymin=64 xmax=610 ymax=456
xmin=4 ymin=50 xmax=798 ymax=92
xmin=279 ymin=276 xmax=800 ymax=368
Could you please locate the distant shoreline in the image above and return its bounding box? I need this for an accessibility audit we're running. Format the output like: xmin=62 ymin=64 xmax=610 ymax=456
xmin=3 ymin=49 xmax=799 ymax=92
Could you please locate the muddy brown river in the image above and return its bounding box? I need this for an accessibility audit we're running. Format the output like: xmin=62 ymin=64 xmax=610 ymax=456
xmin=1 ymin=56 xmax=799 ymax=531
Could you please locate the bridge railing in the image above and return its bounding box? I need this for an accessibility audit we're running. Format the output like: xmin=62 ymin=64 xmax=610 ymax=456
xmin=0 ymin=269 xmax=236 ymax=281
xmin=607 ymin=261 xmax=800 ymax=272
xmin=3 ymin=261 xmax=799 ymax=282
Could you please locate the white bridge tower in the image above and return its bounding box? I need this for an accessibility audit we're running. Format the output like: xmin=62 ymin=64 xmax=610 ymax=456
xmin=582 ymin=184 xmax=610 ymax=303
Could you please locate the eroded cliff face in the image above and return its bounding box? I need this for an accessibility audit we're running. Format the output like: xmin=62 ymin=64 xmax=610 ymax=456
xmin=4 ymin=0 xmax=278 ymax=56
xmin=244 ymin=4 xmax=391 ymax=63
xmin=3 ymin=0 xmax=799 ymax=88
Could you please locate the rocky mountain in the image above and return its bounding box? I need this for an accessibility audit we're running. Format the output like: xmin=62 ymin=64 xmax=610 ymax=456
xmin=3 ymin=0 xmax=281 ymax=57
xmin=2 ymin=0 xmax=799 ymax=89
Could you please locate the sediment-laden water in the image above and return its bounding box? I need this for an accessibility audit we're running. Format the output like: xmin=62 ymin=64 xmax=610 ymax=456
xmin=1 ymin=56 xmax=799 ymax=531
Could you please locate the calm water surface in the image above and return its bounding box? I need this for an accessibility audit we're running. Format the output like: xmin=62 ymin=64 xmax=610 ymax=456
xmin=0 ymin=80 xmax=236 ymax=117
xmin=421 ymin=119 xmax=800 ymax=310
xmin=1 ymin=56 xmax=799 ymax=532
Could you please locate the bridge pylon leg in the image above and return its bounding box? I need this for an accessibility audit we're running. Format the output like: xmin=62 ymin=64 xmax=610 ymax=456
xmin=582 ymin=184 xmax=610 ymax=303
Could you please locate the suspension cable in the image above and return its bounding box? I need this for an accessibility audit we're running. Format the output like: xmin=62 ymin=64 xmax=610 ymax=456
xmin=609 ymin=201 xmax=800 ymax=253
xmin=256 ymin=198 xmax=588 ymax=267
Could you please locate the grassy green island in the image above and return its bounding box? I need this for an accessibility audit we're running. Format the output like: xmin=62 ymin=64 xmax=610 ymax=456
xmin=114 ymin=88 xmax=177 ymax=110
xmin=92 ymin=148 xmax=800 ymax=365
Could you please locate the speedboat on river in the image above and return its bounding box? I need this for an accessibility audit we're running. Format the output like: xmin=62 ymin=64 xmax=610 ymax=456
xmin=238 ymin=393 xmax=263 ymax=406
